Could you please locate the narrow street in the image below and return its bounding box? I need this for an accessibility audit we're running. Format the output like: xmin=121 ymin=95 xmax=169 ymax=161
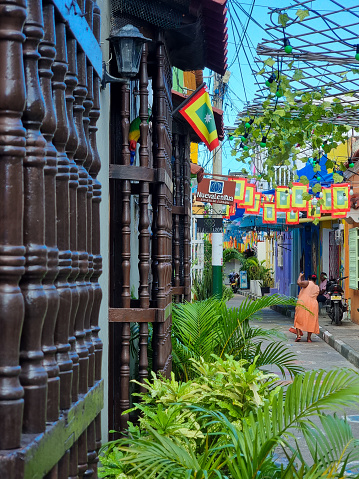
xmin=228 ymin=293 xmax=359 ymax=473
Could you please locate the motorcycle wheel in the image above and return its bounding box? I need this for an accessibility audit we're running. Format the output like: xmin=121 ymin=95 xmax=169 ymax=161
xmin=333 ymin=303 xmax=341 ymax=325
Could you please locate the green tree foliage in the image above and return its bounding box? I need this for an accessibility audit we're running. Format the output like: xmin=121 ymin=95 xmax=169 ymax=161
xmin=231 ymin=60 xmax=359 ymax=184
xmin=171 ymin=295 xmax=303 ymax=381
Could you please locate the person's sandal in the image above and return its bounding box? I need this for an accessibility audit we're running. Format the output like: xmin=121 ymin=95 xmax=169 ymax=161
xmin=307 ymin=339 xmax=312 ymax=343
xmin=295 ymin=337 xmax=301 ymax=342
xmin=289 ymin=327 xmax=303 ymax=336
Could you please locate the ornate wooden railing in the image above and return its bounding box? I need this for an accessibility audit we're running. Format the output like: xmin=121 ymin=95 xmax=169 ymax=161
xmin=108 ymin=33 xmax=191 ymax=432
xmin=0 ymin=0 xmax=103 ymax=476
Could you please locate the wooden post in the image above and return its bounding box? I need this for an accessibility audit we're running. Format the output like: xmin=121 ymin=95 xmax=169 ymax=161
xmin=0 ymin=0 xmax=26 ymax=449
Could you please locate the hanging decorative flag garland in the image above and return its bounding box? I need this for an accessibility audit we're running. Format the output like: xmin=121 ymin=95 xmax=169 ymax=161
xmin=291 ymin=183 xmax=309 ymax=211
xmin=239 ymin=184 xmax=256 ymax=209
xmin=286 ymin=210 xmax=299 ymax=224
xmin=275 ymin=186 xmax=291 ymax=211
xmin=321 ymin=187 xmax=333 ymax=213
xmin=263 ymin=202 xmax=277 ymax=224
xmin=307 ymin=204 xmax=321 ymax=220
xmin=332 ymin=183 xmax=350 ymax=212
xmin=246 ymin=192 xmax=262 ymax=214
xmin=232 ymin=177 xmax=247 ymax=202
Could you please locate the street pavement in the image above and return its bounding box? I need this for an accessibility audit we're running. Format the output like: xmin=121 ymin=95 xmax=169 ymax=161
xmin=227 ymin=293 xmax=359 ymax=472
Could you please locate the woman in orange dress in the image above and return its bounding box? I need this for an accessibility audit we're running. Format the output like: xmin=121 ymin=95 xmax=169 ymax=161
xmin=293 ymin=273 xmax=320 ymax=342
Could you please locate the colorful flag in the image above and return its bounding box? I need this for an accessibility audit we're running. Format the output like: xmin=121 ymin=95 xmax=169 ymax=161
xmin=239 ymin=184 xmax=255 ymax=209
xmin=332 ymin=184 xmax=350 ymax=212
xmin=286 ymin=210 xmax=299 ymax=224
xmin=246 ymin=192 xmax=261 ymax=214
xmin=291 ymin=183 xmax=308 ymax=211
xmin=179 ymin=85 xmax=219 ymax=151
xmin=275 ymin=186 xmax=291 ymax=211
xmin=232 ymin=177 xmax=246 ymax=202
xmin=321 ymin=187 xmax=332 ymax=213
xmin=307 ymin=204 xmax=321 ymax=220
xmin=263 ymin=202 xmax=277 ymax=224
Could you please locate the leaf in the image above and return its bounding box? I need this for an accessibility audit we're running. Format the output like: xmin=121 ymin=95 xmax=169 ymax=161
xmin=264 ymin=58 xmax=276 ymax=67
xmin=273 ymin=109 xmax=286 ymax=117
xmin=333 ymin=172 xmax=343 ymax=183
xmin=299 ymin=175 xmax=310 ymax=185
xmin=296 ymin=9 xmax=309 ymax=21
xmin=293 ymin=69 xmax=304 ymax=81
xmin=278 ymin=13 xmax=290 ymax=27
xmin=312 ymin=183 xmax=322 ymax=193
xmin=256 ymin=67 xmax=265 ymax=76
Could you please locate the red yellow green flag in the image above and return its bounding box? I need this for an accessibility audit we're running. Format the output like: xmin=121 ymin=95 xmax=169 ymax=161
xmin=179 ymin=85 xmax=219 ymax=151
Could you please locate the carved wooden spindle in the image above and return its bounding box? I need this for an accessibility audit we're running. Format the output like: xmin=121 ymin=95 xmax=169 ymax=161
xmin=138 ymin=44 xmax=150 ymax=308
xmin=65 ymin=35 xmax=80 ymax=403
xmin=153 ymin=41 xmax=169 ymax=309
xmin=173 ymin=134 xmax=180 ymax=299
xmin=84 ymin=62 xmax=95 ymax=389
xmin=85 ymin=422 xmax=96 ymax=478
xmin=95 ymin=413 xmax=102 ymax=451
xmin=85 ymin=0 xmax=94 ymax=31
xmin=52 ymin=21 xmax=73 ymax=410
xmin=69 ymin=441 xmax=79 ymax=479
xmin=120 ymin=83 xmax=131 ymax=308
xmin=57 ymin=451 xmax=69 ymax=479
xmin=120 ymin=322 xmax=131 ymax=430
xmin=73 ymin=46 xmax=90 ymax=395
xmin=183 ymin=138 xmax=191 ymax=301
xmin=39 ymin=0 xmax=60 ymax=423
xmin=138 ymin=323 xmax=149 ymax=391
xmin=78 ymin=430 xmax=88 ymax=478
xmin=152 ymin=322 xmax=166 ymax=374
xmin=20 ymin=0 xmax=48 ymax=433
xmin=89 ymin=39 xmax=103 ymax=381
xmin=0 ymin=0 xmax=26 ymax=450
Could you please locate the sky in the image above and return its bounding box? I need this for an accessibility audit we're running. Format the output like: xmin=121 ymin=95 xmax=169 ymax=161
xmin=198 ymin=0 xmax=359 ymax=176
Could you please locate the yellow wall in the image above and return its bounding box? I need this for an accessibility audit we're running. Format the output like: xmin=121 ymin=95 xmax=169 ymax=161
xmin=327 ymin=141 xmax=349 ymax=170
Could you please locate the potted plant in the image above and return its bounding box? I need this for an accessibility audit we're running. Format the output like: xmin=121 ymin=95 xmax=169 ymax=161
xmin=258 ymin=263 xmax=274 ymax=296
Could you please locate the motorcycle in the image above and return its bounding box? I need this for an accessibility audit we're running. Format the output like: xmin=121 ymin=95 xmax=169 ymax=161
xmin=325 ymin=276 xmax=348 ymax=325
xmin=228 ymin=273 xmax=239 ymax=293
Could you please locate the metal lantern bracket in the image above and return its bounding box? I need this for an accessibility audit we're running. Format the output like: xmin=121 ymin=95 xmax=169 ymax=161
xmin=101 ymin=61 xmax=128 ymax=90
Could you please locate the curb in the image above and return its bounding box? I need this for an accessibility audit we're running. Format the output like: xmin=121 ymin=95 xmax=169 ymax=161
xmin=318 ymin=327 xmax=359 ymax=369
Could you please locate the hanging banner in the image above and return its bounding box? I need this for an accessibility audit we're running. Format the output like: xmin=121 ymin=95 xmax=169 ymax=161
xmin=307 ymin=204 xmax=321 ymax=220
xmin=275 ymin=186 xmax=291 ymax=211
xmin=263 ymin=202 xmax=277 ymax=224
xmin=331 ymin=211 xmax=347 ymax=218
xmin=321 ymin=187 xmax=333 ymax=213
xmin=239 ymin=184 xmax=255 ymax=209
xmin=332 ymin=184 xmax=350 ymax=212
xmin=245 ymin=192 xmax=261 ymax=214
xmin=286 ymin=210 xmax=299 ymax=224
xmin=232 ymin=177 xmax=247 ymax=202
xmin=196 ymin=178 xmax=236 ymax=205
xmin=291 ymin=183 xmax=309 ymax=211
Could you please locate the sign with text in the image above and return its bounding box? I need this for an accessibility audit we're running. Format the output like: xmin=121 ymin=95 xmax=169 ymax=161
xmin=197 ymin=218 xmax=223 ymax=233
xmin=196 ymin=179 xmax=236 ymax=205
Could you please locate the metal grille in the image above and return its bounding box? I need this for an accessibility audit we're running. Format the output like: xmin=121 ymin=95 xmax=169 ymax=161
xmin=243 ymin=0 xmax=359 ymax=127
xmin=110 ymin=0 xmax=183 ymax=32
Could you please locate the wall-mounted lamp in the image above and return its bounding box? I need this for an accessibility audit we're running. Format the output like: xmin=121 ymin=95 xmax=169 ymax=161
xmin=101 ymin=24 xmax=151 ymax=89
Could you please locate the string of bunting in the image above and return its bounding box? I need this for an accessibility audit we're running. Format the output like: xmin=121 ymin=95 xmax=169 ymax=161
xmin=221 ymin=178 xmax=350 ymax=224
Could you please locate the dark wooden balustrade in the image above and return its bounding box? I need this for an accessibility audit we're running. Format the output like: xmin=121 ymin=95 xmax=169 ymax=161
xmin=109 ymin=33 xmax=191 ymax=433
xmin=0 ymin=0 xmax=103 ymax=476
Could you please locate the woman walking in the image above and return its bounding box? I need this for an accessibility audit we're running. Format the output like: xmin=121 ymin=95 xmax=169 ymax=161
xmin=293 ymin=273 xmax=320 ymax=342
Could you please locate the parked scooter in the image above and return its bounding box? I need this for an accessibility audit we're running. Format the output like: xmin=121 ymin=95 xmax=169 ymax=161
xmin=228 ymin=272 xmax=239 ymax=293
xmin=325 ymin=276 xmax=348 ymax=325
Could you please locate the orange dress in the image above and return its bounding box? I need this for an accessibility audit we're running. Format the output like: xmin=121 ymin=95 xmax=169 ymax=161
xmin=294 ymin=281 xmax=320 ymax=334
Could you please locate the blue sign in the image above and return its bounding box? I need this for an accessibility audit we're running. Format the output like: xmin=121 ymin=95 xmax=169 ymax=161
xmin=240 ymin=271 xmax=248 ymax=289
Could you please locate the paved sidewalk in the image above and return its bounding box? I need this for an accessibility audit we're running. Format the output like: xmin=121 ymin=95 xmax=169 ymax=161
xmin=228 ymin=290 xmax=359 ymax=370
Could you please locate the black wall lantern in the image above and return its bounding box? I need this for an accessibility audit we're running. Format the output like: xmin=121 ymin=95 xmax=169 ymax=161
xmin=101 ymin=24 xmax=151 ymax=89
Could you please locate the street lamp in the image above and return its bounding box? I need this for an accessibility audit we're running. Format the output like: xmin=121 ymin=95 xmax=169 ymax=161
xmin=101 ymin=24 xmax=151 ymax=89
